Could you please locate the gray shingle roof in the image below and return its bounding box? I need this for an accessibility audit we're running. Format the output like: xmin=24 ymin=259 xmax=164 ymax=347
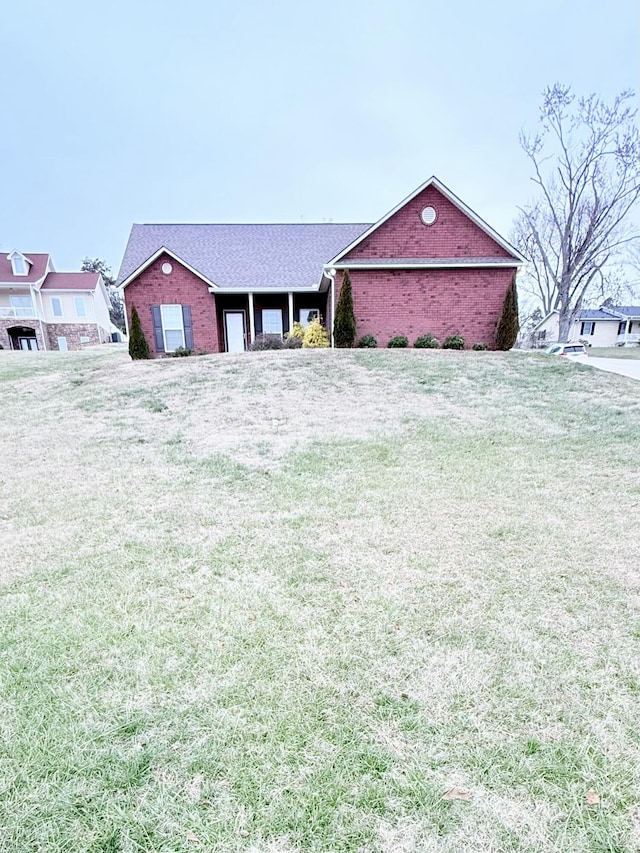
xmin=117 ymin=223 xmax=372 ymax=290
xmin=579 ymin=306 xmax=640 ymax=320
xmin=579 ymin=309 xmax=618 ymax=320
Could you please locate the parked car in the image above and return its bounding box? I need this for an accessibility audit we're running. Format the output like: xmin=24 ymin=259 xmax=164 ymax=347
xmin=545 ymin=342 xmax=588 ymax=357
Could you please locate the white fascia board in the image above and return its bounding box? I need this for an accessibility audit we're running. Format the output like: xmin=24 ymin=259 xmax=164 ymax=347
xmin=331 ymin=260 xmax=523 ymax=269
xmin=207 ymin=285 xmax=322 ymax=294
xmin=326 ymin=176 xmax=527 ymax=266
xmin=119 ymin=246 xmax=218 ymax=290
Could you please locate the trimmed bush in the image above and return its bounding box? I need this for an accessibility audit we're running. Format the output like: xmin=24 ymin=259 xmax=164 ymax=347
xmin=283 ymin=335 xmax=303 ymax=349
xmin=170 ymin=346 xmax=192 ymax=357
xmin=128 ymin=305 xmax=150 ymax=360
xmin=250 ymin=335 xmax=284 ymax=351
xmin=302 ymin=318 xmax=330 ymax=348
xmin=357 ymin=334 xmax=377 ymax=348
xmin=414 ymin=333 xmax=440 ymax=349
xmin=443 ymin=334 xmax=465 ymax=350
xmin=495 ymin=274 xmax=519 ymax=350
xmin=387 ymin=336 xmax=409 ymax=348
xmin=472 ymin=342 xmax=488 ymax=351
xmin=334 ymin=271 xmax=356 ymax=348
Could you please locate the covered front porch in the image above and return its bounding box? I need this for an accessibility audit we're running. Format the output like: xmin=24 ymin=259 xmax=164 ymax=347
xmin=214 ymin=291 xmax=329 ymax=353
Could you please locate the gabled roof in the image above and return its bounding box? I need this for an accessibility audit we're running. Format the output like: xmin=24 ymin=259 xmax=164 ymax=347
xmin=0 ymin=252 xmax=51 ymax=284
xmin=41 ymin=272 xmax=102 ymax=291
xmin=117 ymin=223 xmax=371 ymax=290
xmin=326 ymin=176 xmax=526 ymax=266
xmin=601 ymin=305 xmax=640 ymax=319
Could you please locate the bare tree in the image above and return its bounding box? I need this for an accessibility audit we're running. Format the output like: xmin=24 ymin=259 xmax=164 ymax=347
xmin=81 ymin=257 xmax=125 ymax=332
xmin=513 ymin=85 xmax=640 ymax=340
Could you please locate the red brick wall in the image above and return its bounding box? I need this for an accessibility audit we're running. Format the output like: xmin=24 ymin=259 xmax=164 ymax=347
xmin=339 ymin=267 xmax=514 ymax=349
xmin=124 ymin=254 xmax=220 ymax=356
xmin=343 ymin=186 xmax=511 ymax=260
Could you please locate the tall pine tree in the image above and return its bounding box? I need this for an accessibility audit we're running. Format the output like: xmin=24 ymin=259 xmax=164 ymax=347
xmin=495 ymin=275 xmax=519 ymax=351
xmin=334 ymin=271 xmax=356 ymax=348
xmin=128 ymin=305 xmax=151 ymax=360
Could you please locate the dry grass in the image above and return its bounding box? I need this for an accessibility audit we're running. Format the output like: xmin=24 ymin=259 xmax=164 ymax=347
xmin=1 ymin=345 xmax=640 ymax=852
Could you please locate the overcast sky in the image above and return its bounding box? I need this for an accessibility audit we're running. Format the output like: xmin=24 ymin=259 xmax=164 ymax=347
xmin=1 ymin=0 xmax=638 ymax=276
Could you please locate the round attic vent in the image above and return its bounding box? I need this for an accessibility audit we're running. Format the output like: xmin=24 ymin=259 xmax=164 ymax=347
xmin=162 ymin=262 xmax=173 ymax=275
xmin=421 ymin=206 xmax=437 ymax=225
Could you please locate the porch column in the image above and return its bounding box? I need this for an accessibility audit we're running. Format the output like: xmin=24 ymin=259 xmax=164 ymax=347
xmin=288 ymin=292 xmax=294 ymax=334
xmin=248 ymin=292 xmax=255 ymax=344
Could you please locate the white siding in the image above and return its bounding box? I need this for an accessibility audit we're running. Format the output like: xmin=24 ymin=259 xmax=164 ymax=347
xmin=41 ymin=292 xmax=97 ymax=324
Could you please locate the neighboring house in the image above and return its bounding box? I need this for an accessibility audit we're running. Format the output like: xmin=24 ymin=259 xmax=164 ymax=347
xmin=532 ymin=306 xmax=640 ymax=348
xmin=0 ymin=251 xmax=112 ymax=351
xmin=117 ymin=176 xmax=525 ymax=355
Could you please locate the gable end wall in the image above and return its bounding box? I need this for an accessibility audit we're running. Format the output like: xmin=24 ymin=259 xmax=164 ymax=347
xmin=124 ymin=254 xmax=220 ymax=355
xmin=342 ymin=186 xmax=512 ymax=260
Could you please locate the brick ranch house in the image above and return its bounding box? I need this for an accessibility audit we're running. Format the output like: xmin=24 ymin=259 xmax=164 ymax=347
xmin=0 ymin=251 xmax=112 ymax=351
xmin=117 ymin=177 xmax=525 ymax=355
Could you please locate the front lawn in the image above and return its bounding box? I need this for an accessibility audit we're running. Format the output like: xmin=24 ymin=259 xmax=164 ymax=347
xmin=589 ymin=346 xmax=640 ymax=359
xmin=1 ymin=347 xmax=639 ymax=852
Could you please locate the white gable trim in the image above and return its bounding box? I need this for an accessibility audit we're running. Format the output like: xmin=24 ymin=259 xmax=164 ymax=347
xmin=118 ymin=246 xmax=218 ymax=290
xmin=327 ymin=176 xmax=526 ymax=265
xmin=331 ymin=260 xmax=521 ymax=269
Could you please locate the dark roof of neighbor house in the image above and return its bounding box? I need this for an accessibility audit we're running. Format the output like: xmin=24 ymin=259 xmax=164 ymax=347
xmin=117 ymin=223 xmax=372 ymax=289
xmin=579 ymin=306 xmax=640 ymax=320
xmin=579 ymin=309 xmax=619 ymax=320
xmin=0 ymin=253 xmax=51 ymax=283
xmin=40 ymin=272 xmax=101 ymax=291
xmin=606 ymin=305 xmax=640 ymax=318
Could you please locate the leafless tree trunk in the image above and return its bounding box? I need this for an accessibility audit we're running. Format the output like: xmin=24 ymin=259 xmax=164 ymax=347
xmin=513 ymin=85 xmax=640 ymax=341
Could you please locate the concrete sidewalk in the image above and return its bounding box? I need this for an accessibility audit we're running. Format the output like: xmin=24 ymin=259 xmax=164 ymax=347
xmin=575 ymin=355 xmax=640 ymax=381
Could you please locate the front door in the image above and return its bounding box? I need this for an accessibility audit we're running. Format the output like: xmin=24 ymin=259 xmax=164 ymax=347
xmin=224 ymin=312 xmax=246 ymax=353
xmin=18 ymin=337 xmax=38 ymax=351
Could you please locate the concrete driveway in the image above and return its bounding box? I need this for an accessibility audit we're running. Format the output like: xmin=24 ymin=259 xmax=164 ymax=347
xmin=575 ymin=355 xmax=640 ymax=381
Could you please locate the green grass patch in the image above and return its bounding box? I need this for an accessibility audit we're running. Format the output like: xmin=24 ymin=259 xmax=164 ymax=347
xmin=0 ymin=347 xmax=639 ymax=851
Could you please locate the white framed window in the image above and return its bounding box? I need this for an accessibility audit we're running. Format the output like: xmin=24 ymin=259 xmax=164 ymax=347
xmin=298 ymin=308 xmax=319 ymax=328
xmin=51 ymin=297 xmax=63 ymax=318
xmin=581 ymin=321 xmax=595 ymax=336
xmin=160 ymin=304 xmax=185 ymax=351
xmin=262 ymin=309 xmax=283 ymax=336
xmin=10 ymin=294 xmax=34 ymax=318
xmin=80 ymin=336 xmax=90 ymax=343
xmin=74 ymin=297 xmax=87 ymax=318
xmin=11 ymin=256 xmax=27 ymax=275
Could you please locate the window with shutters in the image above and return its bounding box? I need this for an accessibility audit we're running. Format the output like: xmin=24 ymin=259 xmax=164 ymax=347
xmin=580 ymin=321 xmax=595 ymax=335
xmin=160 ymin=304 xmax=185 ymax=351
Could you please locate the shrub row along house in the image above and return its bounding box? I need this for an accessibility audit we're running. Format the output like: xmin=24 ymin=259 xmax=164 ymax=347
xmin=117 ymin=177 xmax=525 ymax=355
xmin=0 ymin=251 xmax=112 ymax=350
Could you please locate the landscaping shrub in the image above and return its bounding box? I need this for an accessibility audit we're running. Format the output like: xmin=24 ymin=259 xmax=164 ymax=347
xmin=357 ymin=334 xmax=377 ymax=348
xmin=472 ymin=342 xmax=489 ymax=351
xmin=302 ymin=318 xmax=330 ymax=348
xmin=387 ymin=336 xmax=409 ymax=348
xmin=250 ymin=335 xmax=284 ymax=351
xmin=286 ymin=321 xmax=305 ymax=340
xmin=495 ymin=274 xmax=519 ymax=350
xmin=334 ymin=271 xmax=356 ymax=348
xmin=170 ymin=346 xmax=192 ymax=357
xmin=283 ymin=335 xmax=303 ymax=349
xmin=414 ymin=333 xmax=440 ymax=349
xmin=443 ymin=334 xmax=465 ymax=350
xmin=128 ymin=306 xmax=150 ymax=360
